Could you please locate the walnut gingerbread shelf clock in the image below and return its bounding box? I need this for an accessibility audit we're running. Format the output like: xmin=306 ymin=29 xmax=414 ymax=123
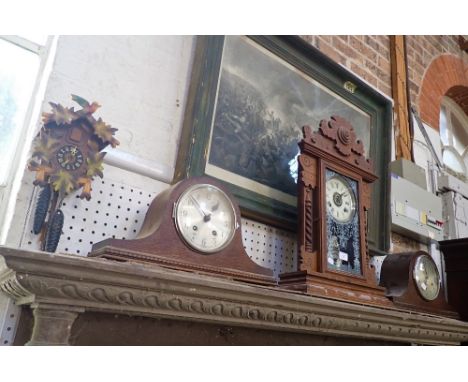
xmin=90 ymin=176 xmax=274 ymax=286
xmin=280 ymin=116 xmax=391 ymax=307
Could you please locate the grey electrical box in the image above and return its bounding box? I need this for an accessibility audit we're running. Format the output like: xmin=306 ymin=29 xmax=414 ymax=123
xmin=441 ymin=191 xmax=468 ymax=239
xmin=391 ymin=173 xmax=443 ymax=243
xmin=390 ymin=158 xmax=427 ymax=190
xmin=438 ymin=173 xmax=468 ymax=198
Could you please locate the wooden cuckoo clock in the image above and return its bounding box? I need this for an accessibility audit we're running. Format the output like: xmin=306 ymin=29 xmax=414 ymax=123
xmin=279 ymin=116 xmax=391 ymax=307
xmin=28 ymin=95 xmax=119 ymax=252
xmin=379 ymin=251 xmax=458 ymax=318
xmin=90 ymin=176 xmax=275 ymax=286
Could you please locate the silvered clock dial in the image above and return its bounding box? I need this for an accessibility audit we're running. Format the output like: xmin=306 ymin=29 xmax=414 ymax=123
xmin=174 ymin=183 xmax=237 ymax=253
xmin=413 ymin=254 xmax=440 ymax=301
xmin=325 ymin=169 xmax=361 ymax=275
xmin=326 ymin=175 xmax=356 ymax=223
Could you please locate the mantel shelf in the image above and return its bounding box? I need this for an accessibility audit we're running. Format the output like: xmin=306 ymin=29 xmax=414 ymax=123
xmin=1 ymin=246 xmax=468 ymax=345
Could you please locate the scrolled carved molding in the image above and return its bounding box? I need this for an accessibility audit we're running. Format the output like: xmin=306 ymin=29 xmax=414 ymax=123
xmin=1 ymin=247 xmax=468 ymax=345
xmin=0 ymin=270 xmax=32 ymax=301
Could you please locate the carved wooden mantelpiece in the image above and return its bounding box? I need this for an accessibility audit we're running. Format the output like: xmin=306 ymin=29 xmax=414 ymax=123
xmin=1 ymin=246 xmax=468 ymax=345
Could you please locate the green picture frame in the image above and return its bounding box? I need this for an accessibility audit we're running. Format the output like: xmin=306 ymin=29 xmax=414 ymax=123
xmin=174 ymin=35 xmax=392 ymax=255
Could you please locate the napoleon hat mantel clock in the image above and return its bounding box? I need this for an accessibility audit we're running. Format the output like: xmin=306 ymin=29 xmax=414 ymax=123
xmin=90 ymin=176 xmax=274 ymax=285
xmin=379 ymin=251 xmax=458 ymax=318
xmin=279 ymin=116 xmax=391 ymax=307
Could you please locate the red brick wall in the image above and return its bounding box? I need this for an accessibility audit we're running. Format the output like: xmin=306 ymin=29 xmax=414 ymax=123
xmin=406 ymin=35 xmax=466 ymax=108
xmin=302 ymin=35 xmax=392 ymax=97
xmin=302 ymin=35 xmax=468 ymax=131
xmin=418 ymin=54 xmax=468 ymax=130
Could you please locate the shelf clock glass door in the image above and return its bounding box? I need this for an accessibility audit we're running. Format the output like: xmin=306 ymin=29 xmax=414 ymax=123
xmin=325 ymin=168 xmax=361 ymax=276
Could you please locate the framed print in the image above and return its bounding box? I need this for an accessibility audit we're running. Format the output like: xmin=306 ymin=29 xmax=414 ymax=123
xmin=175 ymin=36 xmax=392 ymax=255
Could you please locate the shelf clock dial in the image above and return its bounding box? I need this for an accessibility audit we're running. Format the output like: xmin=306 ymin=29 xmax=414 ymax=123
xmin=56 ymin=145 xmax=84 ymax=171
xmin=413 ymin=254 xmax=440 ymax=301
xmin=326 ymin=175 xmax=356 ymax=223
xmin=174 ymin=184 xmax=237 ymax=253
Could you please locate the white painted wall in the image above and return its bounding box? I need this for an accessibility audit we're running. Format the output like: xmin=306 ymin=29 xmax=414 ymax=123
xmin=1 ymin=36 xmax=196 ymax=345
xmin=4 ymin=35 xmax=195 ymax=247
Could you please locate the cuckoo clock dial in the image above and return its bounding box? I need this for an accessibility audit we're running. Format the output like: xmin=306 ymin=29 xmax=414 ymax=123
xmin=56 ymin=144 xmax=84 ymax=171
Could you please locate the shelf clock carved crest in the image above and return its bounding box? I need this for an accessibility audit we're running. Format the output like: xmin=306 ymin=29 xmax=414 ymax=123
xmin=280 ymin=116 xmax=391 ymax=307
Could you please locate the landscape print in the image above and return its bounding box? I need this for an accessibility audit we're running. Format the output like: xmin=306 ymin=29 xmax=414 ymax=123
xmin=207 ymin=36 xmax=371 ymax=201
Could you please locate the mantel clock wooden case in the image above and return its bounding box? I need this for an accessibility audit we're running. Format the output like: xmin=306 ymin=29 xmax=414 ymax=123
xmin=280 ymin=116 xmax=391 ymax=307
xmin=90 ymin=176 xmax=274 ymax=286
xmin=379 ymin=251 xmax=458 ymax=318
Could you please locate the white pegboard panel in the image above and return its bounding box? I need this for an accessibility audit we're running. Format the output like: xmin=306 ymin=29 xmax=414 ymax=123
xmin=369 ymin=255 xmax=386 ymax=283
xmin=241 ymin=218 xmax=297 ymax=277
xmin=0 ymin=296 xmax=20 ymax=346
xmin=22 ymin=179 xmax=157 ymax=256
xmin=21 ymin=179 xmax=298 ymax=278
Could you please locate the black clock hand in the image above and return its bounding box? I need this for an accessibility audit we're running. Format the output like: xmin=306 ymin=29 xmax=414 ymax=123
xmin=189 ymin=196 xmax=211 ymax=222
xmin=211 ymin=201 xmax=220 ymax=212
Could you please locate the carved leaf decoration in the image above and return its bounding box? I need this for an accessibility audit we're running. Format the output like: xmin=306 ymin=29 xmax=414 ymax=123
xmin=31 ymin=133 xmax=60 ymax=161
xmin=42 ymin=102 xmax=77 ymax=125
xmin=87 ymin=139 xmax=100 ymax=154
xmin=51 ymin=170 xmax=76 ymax=195
xmin=71 ymin=94 xmax=89 ymax=108
xmin=72 ymin=94 xmax=101 ymax=115
xmin=94 ymin=118 xmax=120 ymax=147
xmin=86 ymin=152 xmax=106 ymax=179
xmin=28 ymin=160 xmax=53 ymax=185
xmin=78 ymin=177 xmax=92 ymax=200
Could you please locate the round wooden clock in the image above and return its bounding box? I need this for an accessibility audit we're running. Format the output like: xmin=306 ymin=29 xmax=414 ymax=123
xmin=279 ymin=116 xmax=392 ymax=307
xmin=90 ymin=176 xmax=274 ymax=285
xmin=379 ymin=251 xmax=458 ymax=318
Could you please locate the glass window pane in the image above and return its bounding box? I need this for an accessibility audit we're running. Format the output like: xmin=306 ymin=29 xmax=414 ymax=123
xmin=0 ymin=39 xmax=40 ymax=185
xmin=439 ymin=105 xmax=449 ymax=146
xmin=443 ymin=147 xmax=466 ymax=175
xmin=450 ymin=111 xmax=468 ymax=154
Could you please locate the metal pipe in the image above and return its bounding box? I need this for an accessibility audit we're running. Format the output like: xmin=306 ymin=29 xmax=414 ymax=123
xmin=102 ymin=148 xmax=174 ymax=184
